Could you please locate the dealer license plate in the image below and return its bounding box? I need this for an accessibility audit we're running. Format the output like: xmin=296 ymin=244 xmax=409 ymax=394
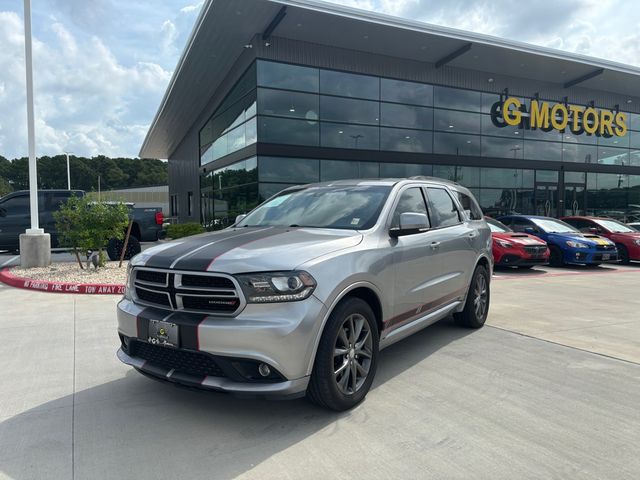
xmin=148 ymin=320 xmax=179 ymax=348
xmin=602 ymin=254 xmax=611 ymax=261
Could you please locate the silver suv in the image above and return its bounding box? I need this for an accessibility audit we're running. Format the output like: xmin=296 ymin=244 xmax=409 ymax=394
xmin=117 ymin=178 xmax=492 ymax=411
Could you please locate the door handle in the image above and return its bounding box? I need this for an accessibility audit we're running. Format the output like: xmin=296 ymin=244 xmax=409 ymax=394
xmin=430 ymin=241 xmax=441 ymax=249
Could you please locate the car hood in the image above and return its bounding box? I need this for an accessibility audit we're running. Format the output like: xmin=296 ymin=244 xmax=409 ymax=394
xmin=133 ymin=227 xmax=363 ymax=273
xmin=492 ymin=232 xmax=546 ymax=246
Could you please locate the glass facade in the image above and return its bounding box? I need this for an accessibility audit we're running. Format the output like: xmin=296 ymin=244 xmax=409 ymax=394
xmin=198 ymin=59 xmax=640 ymax=227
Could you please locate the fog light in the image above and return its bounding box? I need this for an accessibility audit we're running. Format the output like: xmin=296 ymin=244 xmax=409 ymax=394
xmin=258 ymin=363 xmax=271 ymax=377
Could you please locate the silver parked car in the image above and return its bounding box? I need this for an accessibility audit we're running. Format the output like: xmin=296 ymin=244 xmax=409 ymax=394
xmin=117 ymin=178 xmax=492 ymax=411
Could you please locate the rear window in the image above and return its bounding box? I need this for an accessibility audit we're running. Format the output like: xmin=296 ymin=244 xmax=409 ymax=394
xmin=455 ymin=191 xmax=483 ymax=220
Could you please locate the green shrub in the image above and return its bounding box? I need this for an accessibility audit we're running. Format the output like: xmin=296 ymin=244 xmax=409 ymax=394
xmin=54 ymin=196 xmax=130 ymax=267
xmin=166 ymin=223 xmax=206 ymax=239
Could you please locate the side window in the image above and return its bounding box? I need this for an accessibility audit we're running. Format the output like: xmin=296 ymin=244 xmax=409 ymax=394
xmin=0 ymin=196 xmax=30 ymax=216
xmin=426 ymin=187 xmax=461 ymax=228
xmin=455 ymin=191 xmax=483 ymax=220
xmin=391 ymin=187 xmax=429 ymax=228
xmin=511 ymin=218 xmax=533 ymax=232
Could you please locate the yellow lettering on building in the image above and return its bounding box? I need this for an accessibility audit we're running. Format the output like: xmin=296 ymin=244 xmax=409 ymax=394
xmin=551 ymin=103 xmax=569 ymax=131
xmin=569 ymin=105 xmax=584 ymax=132
xmin=503 ymin=97 xmax=522 ymax=126
xmin=583 ymin=107 xmax=599 ymax=135
xmin=530 ymin=100 xmax=550 ymax=129
xmin=599 ymin=110 xmax=615 ymax=136
xmin=614 ymin=112 xmax=628 ymax=136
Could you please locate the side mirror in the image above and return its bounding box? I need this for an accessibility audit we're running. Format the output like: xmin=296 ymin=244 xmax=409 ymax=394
xmin=390 ymin=212 xmax=429 ymax=238
xmin=524 ymin=227 xmax=537 ymax=234
xmin=235 ymin=214 xmax=247 ymax=224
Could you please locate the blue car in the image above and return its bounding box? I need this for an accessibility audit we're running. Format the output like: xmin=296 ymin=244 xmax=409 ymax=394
xmin=497 ymin=215 xmax=618 ymax=267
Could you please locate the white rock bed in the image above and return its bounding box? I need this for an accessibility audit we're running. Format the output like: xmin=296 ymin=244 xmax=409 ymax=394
xmin=12 ymin=261 xmax=128 ymax=285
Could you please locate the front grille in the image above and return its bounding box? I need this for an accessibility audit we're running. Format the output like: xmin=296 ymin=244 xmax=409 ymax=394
xmin=523 ymin=246 xmax=547 ymax=256
xmin=596 ymin=245 xmax=616 ymax=251
xmin=180 ymin=295 xmax=240 ymax=312
xmin=181 ymin=274 xmax=234 ymax=289
xmin=130 ymin=341 xmax=226 ymax=377
xmin=132 ymin=268 xmax=243 ymax=315
xmin=136 ymin=270 xmax=167 ymax=285
xmin=135 ymin=287 xmax=171 ymax=307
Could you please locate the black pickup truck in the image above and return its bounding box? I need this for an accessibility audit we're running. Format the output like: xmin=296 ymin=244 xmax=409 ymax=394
xmin=0 ymin=190 xmax=164 ymax=253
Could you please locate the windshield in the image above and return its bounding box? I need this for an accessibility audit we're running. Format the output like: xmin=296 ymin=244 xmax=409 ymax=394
xmin=593 ymin=219 xmax=637 ymax=233
xmin=236 ymin=185 xmax=392 ymax=230
xmin=485 ymin=217 xmax=511 ymax=233
xmin=531 ymin=218 xmax=579 ymax=234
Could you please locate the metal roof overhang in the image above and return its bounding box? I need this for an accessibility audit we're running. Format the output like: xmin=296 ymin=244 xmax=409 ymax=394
xmin=140 ymin=0 xmax=640 ymax=158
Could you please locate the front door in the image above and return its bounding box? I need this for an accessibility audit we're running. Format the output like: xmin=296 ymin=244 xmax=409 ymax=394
xmin=535 ymin=183 xmax=557 ymax=217
xmin=388 ymin=186 xmax=443 ymax=331
xmin=564 ymin=183 xmax=586 ymax=217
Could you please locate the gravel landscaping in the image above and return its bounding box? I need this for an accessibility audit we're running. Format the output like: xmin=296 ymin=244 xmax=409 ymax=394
xmin=11 ymin=261 xmax=128 ymax=285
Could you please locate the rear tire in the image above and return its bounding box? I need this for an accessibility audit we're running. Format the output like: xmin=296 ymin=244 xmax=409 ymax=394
xmin=617 ymin=244 xmax=630 ymax=265
xmin=307 ymin=298 xmax=379 ymax=411
xmin=106 ymin=236 xmax=141 ymax=261
xmin=549 ymin=246 xmax=564 ymax=267
xmin=454 ymin=265 xmax=490 ymax=329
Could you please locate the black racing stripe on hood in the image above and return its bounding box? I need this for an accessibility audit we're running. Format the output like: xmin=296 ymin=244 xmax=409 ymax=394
xmin=143 ymin=229 xmax=255 ymax=269
xmin=172 ymin=227 xmax=287 ymax=271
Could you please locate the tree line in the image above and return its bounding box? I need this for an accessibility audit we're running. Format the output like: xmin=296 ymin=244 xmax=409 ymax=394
xmin=0 ymin=155 xmax=167 ymax=197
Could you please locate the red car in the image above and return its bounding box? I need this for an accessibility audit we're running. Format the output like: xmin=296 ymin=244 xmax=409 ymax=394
xmin=485 ymin=216 xmax=550 ymax=268
xmin=562 ymin=216 xmax=640 ymax=264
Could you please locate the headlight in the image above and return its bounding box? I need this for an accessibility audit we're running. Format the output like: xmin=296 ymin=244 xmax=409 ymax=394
xmin=566 ymin=240 xmax=588 ymax=248
xmin=633 ymin=239 xmax=640 ymax=246
xmin=236 ymin=271 xmax=317 ymax=303
xmin=495 ymin=239 xmax=513 ymax=248
xmin=124 ymin=264 xmax=134 ymax=300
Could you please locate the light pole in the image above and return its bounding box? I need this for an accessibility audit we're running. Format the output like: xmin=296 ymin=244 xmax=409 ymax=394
xmin=19 ymin=0 xmax=51 ymax=267
xmin=65 ymin=152 xmax=72 ymax=190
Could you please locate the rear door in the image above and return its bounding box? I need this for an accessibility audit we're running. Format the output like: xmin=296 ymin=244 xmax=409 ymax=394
xmin=424 ymin=186 xmax=474 ymax=300
xmin=0 ymin=194 xmax=30 ymax=249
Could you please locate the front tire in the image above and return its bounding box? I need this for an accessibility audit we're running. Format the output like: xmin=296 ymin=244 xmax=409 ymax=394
xmin=454 ymin=265 xmax=490 ymax=328
xmin=549 ymin=246 xmax=564 ymax=267
xmin=617 ymin=244 xmax=630 ymax=265
xmin=307 ymin=298 xmax=379 ymax=411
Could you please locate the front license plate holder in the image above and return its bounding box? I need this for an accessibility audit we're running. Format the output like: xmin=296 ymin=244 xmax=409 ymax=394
xmin=602 ymin=254 xmax=611 ymax=261
xmin=148 ymin=320 xmax=179 ymax=348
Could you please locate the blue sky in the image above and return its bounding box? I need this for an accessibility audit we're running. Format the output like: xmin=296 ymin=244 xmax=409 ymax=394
xmin=0 ymin=0 xmax=638 ymax=159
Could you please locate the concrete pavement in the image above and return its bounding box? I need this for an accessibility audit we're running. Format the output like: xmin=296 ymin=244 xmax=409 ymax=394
xmin=1 ymin=265 xmax=639 ymax=479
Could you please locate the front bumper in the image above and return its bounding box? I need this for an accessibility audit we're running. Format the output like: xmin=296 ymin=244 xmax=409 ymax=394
xmin=117 ymin=348 xmax=309 ymax=399
xmin=563 ymin=248 xmax=618 ymax=264
xmin=117 ymin=295 xmax=328 ymax=397
xmin=495 ymin=252 xmax=549 ymax=267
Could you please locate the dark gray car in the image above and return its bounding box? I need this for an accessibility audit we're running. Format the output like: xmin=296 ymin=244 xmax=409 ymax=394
xmin=117 ymin=178 xmax=492 ymax=411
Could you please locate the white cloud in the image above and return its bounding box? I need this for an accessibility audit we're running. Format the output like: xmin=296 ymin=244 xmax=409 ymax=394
xmin=180 ymin=2 xmax=204 ymax=14
xmin=0 ymin=10 xmax=171 ymax=159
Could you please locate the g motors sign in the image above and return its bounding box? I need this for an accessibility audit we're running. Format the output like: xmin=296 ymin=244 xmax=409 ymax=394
xmin=491 ymin=97 xmax=628 ymax=137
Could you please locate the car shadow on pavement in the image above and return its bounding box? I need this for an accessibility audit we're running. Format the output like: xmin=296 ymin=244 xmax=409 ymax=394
xmin=493 ymin=267 xmax=547 ymax=276
xmin=0 ymin=318 xmax=474 ymax=480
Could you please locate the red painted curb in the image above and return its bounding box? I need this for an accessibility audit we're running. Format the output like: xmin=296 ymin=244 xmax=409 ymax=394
xmin=0 ymin=267 xmax=125 ymax=295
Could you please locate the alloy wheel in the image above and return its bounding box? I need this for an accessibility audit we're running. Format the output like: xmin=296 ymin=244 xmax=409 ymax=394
xmin=473 ymin=273 xmax=488 ymax=319
xmin=333 ymin=313 xmax=373 ymax=395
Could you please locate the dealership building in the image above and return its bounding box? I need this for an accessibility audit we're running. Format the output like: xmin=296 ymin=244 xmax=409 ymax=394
xmin=139 ymin=0 xmax=640 ymax=226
